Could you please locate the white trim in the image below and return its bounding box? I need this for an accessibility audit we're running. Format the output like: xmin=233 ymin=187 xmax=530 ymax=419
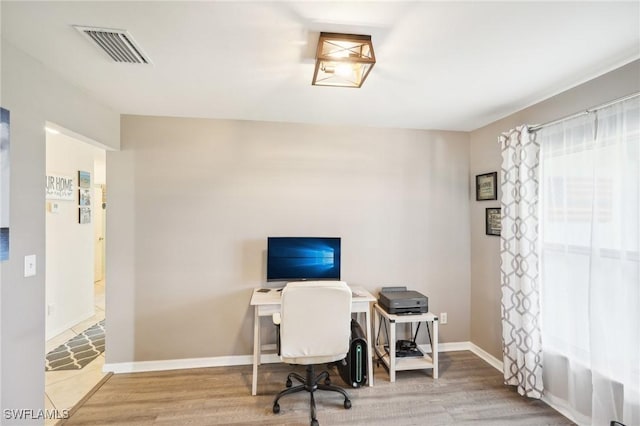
xmin=465 ymin=344 xmax=580 ymax=424
xmin=45 ymin=121 xmax=114 ymax=151
xmin=104 ymin=341 xmax=486 ymax=375
xmin=46 ymin=309 xmax=96 ymax=342
xmin=437 ymin=341 xmax=472 ymax=353
xmin=541 ymin=394 xmax=583 ymax=426
xmin=468 ymin=342 xmax=503 ymax=372
xmin=103 ymin=354 xmax=282 ymax=374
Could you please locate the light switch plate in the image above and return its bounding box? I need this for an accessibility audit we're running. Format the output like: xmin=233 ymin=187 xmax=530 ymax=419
xmin=48 ymin=202 xmax=60 ymax=214
xmin=24 ymin=255 xmax=36 ymax=277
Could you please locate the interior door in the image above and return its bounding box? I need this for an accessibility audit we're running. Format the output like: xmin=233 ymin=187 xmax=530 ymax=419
xmin=94 ymin=185 xmax=105 ymax=282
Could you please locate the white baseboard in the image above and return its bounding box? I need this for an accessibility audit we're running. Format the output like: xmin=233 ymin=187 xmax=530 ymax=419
xmin=468 ymin=342 xmax=503 ymax=372
xmin=104 ymin=354 xmax=282 ymax=374
xmin=541 ymin=394 xmax=582 ymax=426
xmin=46 ymin=310 xmax=96 ymax=341
xmin=104 ymin=341 xmax=499 ymax=375
xmin=438 ymin=342 xmax=473 ymax=353
xmin=425 ymin=341 xmax=503 ymax=373
xmin=465 ymin=344 xmax=578 ymax=424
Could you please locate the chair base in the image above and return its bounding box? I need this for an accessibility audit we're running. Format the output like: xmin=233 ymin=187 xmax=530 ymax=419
xmin=273 ymin=364 xmax=351 ymax=426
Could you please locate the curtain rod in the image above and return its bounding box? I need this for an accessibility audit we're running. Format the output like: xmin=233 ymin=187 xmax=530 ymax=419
xmin=528 ymin=91 xmax=640 ymax=132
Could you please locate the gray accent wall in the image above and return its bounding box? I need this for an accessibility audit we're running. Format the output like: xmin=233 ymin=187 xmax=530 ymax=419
xmin=469 ymin=59 xmax=640 ymax=360
xmin=0 ymin=40 xmax=119 ymax=423
xmin=107 ymin=116 xmax=471 ymax=363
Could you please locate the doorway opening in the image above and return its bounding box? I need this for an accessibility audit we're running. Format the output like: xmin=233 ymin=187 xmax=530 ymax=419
xmin=44 ymin=122 xmax=108 ymax=416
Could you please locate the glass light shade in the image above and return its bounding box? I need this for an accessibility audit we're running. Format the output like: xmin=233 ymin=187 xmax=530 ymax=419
xmin=312 ymin=32 xmax=376 ymax=88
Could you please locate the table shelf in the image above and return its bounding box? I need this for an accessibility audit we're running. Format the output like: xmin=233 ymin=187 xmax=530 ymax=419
xmin=373 ymin=304 xmax=438 ymax=382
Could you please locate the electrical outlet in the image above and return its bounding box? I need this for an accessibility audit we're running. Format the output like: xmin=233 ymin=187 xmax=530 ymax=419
xmin=440 ymin=312 xmax=448 ymax=324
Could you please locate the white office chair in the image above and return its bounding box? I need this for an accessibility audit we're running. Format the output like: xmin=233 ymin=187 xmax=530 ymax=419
xmin=272 ymin=280 xmax=353 ymax=426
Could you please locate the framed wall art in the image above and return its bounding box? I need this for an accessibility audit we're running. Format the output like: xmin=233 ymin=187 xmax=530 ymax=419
xmin=79 ymin=189 xmax=91 ymax=206
xmin=476 ymin=172 xmax=498 ymax=201
xmin=78 ymin=170 xmax=90 ymax=188
xmin=79 ymin=207 xmax=91 ymax=224
xmin=486 ymin=207 xmax=501 ymax=236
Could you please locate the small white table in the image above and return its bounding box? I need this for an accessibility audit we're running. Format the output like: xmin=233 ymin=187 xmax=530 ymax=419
xmin=249 ymin=285 xmax=376 ymax=396
xmin=373 ymin=303 xmax=438 ymax=382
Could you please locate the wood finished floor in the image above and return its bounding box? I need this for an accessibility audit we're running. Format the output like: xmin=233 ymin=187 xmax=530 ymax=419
xmin=61 ymin=351 xmax=573 ymax=425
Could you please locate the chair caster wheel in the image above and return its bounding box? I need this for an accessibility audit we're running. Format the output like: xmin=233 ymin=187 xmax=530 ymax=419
xmin=311 ymin=420 xmax=319 ymax=426
xmin=344 ymin=399 xmax=352 ymax=409
xmin=286 ymin=379 xmax=292 ymax=388
xmin=272 ymin=403 xmax=280 ymax=414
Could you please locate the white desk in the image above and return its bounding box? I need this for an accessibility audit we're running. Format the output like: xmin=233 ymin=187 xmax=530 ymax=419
xmin=373 ymin=303 xmax=438 ymax=382
xmin=249 ymin=285 xmax=376 ymax=396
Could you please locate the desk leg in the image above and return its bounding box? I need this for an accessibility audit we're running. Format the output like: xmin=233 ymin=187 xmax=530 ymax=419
xmin=373 ymin=308 xmax=380 ymax=362
xmin=389 ymin=320 xmax=396 ymax=382
xmin=433 ymin=319 xmax=438 ymax=379
xmin=364 ymin=308 xmax=374 ymax=387
xmin=252 ymin=307 xmax=260 ymax=396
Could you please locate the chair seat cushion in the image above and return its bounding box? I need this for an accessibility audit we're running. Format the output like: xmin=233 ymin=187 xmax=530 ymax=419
xmin=281 ymin=353 xmax=347 ymax=365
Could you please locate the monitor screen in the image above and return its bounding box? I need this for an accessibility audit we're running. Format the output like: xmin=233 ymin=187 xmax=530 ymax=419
xmin=267 ymin=237 xmax=341 ymax=282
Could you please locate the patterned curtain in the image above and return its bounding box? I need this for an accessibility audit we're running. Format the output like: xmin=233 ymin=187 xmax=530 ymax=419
xmin=499 ymin=125 xmax=543 ymax=398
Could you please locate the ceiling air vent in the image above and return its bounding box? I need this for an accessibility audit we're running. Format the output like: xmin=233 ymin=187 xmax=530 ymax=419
xmin=74 ymin=26 xmax=151 ymax=64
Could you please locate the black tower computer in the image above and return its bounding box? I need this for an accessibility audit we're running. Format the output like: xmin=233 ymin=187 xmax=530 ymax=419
xmin=336 ymin=319 xmax=368 ymax=388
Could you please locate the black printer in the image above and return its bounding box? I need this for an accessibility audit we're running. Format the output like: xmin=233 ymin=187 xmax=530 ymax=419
xmin=378 ymin=286 xmax=428 ymax=315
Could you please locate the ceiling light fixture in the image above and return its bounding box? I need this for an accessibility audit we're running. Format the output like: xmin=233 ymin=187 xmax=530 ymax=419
xmin=312 ymin=32 xmax=376 ymax=88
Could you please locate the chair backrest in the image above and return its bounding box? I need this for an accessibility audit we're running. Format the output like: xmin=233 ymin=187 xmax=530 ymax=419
xmin=280 ymin=281 xmax=352 ymax=364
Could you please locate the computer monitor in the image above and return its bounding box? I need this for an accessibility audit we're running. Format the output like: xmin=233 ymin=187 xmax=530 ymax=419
xmin=266 ymin=237 xmax=341 ymax=282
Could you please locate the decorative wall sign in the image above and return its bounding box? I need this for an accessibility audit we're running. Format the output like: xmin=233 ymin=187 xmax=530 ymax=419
xmin=476 ymin=172 xmax=498 ymax=201
xmin=79 ymin=207 xmax=91 ymax=224
xmin=486 ymin=207 xmax=501 ymax=236
xmin=0 ymin=107 xmax=10 ymax=261
xmin=46 ymin=174 xmax=75 ymax=201
xmin=78 ymin=170 xmax=90 ymax=188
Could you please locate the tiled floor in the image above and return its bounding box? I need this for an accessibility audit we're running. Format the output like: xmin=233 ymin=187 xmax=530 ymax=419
xmin=45 ymin=280 xmax=106 ymax=425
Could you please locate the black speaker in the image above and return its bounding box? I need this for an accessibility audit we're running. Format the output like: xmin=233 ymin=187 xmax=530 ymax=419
xmin=336 ymin=319 xmax=368 ymax=388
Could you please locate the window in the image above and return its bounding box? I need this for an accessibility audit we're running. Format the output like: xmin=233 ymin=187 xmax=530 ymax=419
xmin=537 ymin=97 xmax=639 ymax=424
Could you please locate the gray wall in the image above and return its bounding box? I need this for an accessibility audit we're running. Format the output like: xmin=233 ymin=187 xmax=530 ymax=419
xmin=0 ymin=40 xmax=119 ymax=423
xmin=469 ymin=59 xmax=640 ymax=359
xmin=107 ymin=116 xmax=471 ymax=363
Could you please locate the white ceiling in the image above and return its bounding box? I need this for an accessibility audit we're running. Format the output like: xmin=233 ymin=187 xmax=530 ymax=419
xmin=2 ymin=1 xmax=639 ymax=131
